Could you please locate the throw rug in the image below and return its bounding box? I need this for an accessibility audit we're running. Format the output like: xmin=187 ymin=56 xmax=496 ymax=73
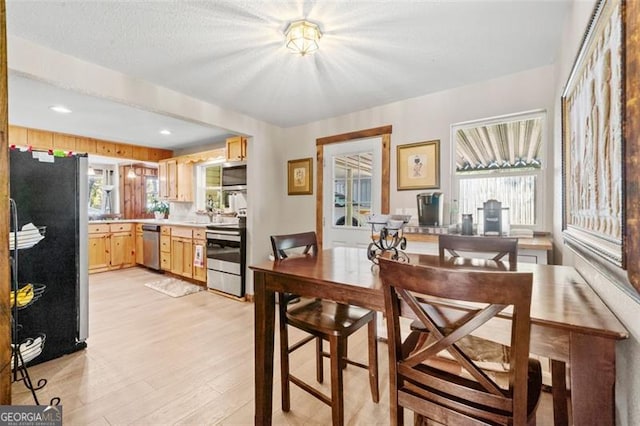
xmin=144 ymin=277 xmax=204 ymax=298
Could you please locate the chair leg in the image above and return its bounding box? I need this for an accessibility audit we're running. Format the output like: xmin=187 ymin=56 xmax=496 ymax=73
xmin=278 ymin=311 xmax=291 ymax=412
xmin=367 ymin=319 xmax=379 ymax=403
xmin=342 ymin=339 xmax=348 ymax=370
xmin=551 ymin=359 xmax=569 ymax=426
xmin=330 ymin=335 xmax=345 ymax=426
xmin=316 ymin=337 xmax=324 ymax=383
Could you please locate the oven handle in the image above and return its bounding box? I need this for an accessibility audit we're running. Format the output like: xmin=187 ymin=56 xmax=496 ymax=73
xmin=207 ymin=232 xmax=241 ymax=242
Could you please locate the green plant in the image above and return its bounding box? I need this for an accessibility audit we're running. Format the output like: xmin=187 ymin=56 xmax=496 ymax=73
xmin=148 ymin=197 xmax=169 ymax=215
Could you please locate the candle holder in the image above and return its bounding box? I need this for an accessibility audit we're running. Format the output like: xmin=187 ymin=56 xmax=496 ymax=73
xmin=366 ymin=215 xmax=411 ymax=264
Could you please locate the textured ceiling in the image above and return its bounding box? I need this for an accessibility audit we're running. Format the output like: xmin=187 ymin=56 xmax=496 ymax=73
xmin=5 ymin=0 xmax=571 ymax=148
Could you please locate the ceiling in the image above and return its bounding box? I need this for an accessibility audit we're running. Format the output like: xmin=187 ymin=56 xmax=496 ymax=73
xmin=5 ymin=0 xmax=571 ymax=150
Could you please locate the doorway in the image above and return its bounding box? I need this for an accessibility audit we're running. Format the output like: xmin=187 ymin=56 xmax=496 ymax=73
xmin=315 ymin=126 xmax=391 ymax=250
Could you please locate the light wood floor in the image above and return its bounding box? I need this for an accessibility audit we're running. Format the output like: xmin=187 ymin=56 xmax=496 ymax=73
xmin=12 ymin=267 xmax=559 ymax=425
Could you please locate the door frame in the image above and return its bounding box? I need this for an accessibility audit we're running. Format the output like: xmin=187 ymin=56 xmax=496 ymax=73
xmin=315 ymin=125 xmax=391 ymax=250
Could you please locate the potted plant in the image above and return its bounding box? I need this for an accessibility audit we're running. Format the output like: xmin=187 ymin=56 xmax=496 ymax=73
xmin=148 ymin=197 xmax=169 ymax=220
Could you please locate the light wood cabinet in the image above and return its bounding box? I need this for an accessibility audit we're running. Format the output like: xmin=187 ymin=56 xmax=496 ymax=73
xmin=160 ymin=227 xmax=171 ymax=271
xmin=89 ymin=233 xmax=110 ymax=273
xmin=110 ymin=232 xmax=135 ymax=269
xmin=88 ymin=222 xmax=135 ymax=273
xmin=225 ymin=136 xmax=247 ymax=161
xmin=27 ymin=129 xmax=53 ymax=150
xmin=135 ymin=224 xmax=144 ymax=265
xmin=158 ymin=158 xmax=193 ymax=202
xmin=53 ymin=133 xmax=76 ymax=151
xmin=193 ymin=228 xmax=206 ymax=283
xmin=171 ymin=237 xmax=193 ymax=278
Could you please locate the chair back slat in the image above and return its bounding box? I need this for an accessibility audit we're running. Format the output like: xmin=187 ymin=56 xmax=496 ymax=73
xmin=379 ymin=257 xmax=533 ymax=425
xmin=439 ymin=234 xmax=518 ymax=268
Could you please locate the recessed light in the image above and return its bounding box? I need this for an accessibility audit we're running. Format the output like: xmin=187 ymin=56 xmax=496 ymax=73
xmin=49 ymin=105 xmax=72 ymax=114
xmin=160 ymin=129 xmax=172 ymax=135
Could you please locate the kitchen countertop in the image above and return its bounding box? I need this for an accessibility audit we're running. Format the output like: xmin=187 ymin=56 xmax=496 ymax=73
xmin=88 ymin=219 xmax=238 ymax=228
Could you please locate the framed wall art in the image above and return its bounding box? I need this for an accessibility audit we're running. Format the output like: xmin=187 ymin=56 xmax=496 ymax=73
xmin=561 ymin=0 xmax=626 ymax=274
xmin=397 ymin=140 xmax=440 ymax=190
xmin=287 ymin=157 xmax=313 ymax=195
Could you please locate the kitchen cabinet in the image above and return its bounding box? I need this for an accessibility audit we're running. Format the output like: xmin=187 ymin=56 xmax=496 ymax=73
xmin=160 ymin=226 xmax=171 ymax=271
xmin=170 ymin=227 xmax=194 ymax=278
xmin=135 ymin=224 xmax=144 ymax=265
xmin=225 ymin=136 xmax=247 ymax=161
xmin=88 ymin=222 xmax=135 ymax=273
xmin=159 ymin=158 xmax=193 ymax=202
xmin=193 ymin=228 xmax=206 ymax=283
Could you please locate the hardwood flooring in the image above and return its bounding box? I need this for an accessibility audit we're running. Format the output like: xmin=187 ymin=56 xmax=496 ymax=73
xmin=12 ymin=267 xmax=560 ymax=425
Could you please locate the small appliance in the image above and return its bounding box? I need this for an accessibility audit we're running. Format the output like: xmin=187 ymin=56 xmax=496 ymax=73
xmin=416 ymin=192 xmax=443 ymax=226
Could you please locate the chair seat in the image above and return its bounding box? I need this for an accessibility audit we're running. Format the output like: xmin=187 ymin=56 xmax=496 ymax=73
xmin=287 ymin=299 xmax=375 ymax=337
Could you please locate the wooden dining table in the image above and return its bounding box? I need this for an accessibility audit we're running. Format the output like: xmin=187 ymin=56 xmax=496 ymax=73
xmin=251 ymin=247 xmax=629 ymax=426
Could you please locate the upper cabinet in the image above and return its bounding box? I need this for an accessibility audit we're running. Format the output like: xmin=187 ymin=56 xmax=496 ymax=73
xmin=226 ymin=136 xmax=247 ymax=161
xmin=158 ymin=158 xmax=193 ymax=202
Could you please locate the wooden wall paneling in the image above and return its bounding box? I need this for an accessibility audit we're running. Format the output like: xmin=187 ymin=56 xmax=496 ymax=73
xmin=53 ymin=133 xmax=77 ymax=152
xmin=0 ymin=0 xmax=11 ymax=404
xmin=75 ymin=136 xmax=96 ymax=154
xmin=148 ymin=148 xmax=173 ymax=162
xmin=8 ymin=125 xmax=27 ymax=146
xmin=114 ymin=143 xmax=132 ymax=159
xmin=27 ymin=128 xmax=53 ymax=150
xmin=95 ymin=139 xmax=115 ymax=157
xmin=132 ymin=145 xmax=150 ymax=161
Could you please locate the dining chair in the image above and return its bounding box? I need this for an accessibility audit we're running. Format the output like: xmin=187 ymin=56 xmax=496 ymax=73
xmin=439 ymin=234 xmax=518 ymax=268
xmin=270 ymin=231 xmax=379 ymax=425
xmin=379 ymin=257 xmax=542 ymax=425
xmin=438 ymin=234 xmax=569 ymax=425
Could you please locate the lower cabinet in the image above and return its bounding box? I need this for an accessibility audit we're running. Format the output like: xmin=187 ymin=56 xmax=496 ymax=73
xmin=135 ymin=224 xmax=143 ymax=265
xmin=171 ymin=236 xmax=193 ymax=279
xmin=88 ymin=223 xmax=135 ymax=274
xmin=193 ymin=229 xmax=206 ymax=283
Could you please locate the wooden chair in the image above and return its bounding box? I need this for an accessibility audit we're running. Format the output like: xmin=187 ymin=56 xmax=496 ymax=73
xmin=270 ymin=232 xmax=379 ymax=425
xmin=438 ymin=234 xmax=569 ymax=425
xmin=439 ymin=234 xmax=518 ymax=268
xmin=379 ymin=257 xmax=542 ymax=425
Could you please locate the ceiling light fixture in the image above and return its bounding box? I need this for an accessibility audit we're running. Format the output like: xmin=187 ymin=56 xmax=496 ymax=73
xmin=87 ymin=166 xmax=95 ymax=176
xmin=160 ymin=129 xmax=172 ymax=135
xmin=127 ymin=163 xmax=136 ymax=179
xmin=284 ymin=19 xmax=322 ymax=56
xmin=49 ymin=105 xmax=72 ymax=114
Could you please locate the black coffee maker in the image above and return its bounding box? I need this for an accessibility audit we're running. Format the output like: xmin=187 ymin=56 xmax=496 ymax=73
xmin=417 ymin=192 xmax=443 ymax=226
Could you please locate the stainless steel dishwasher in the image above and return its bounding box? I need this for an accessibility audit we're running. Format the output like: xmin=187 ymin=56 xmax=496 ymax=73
xmin=142 ymin=224 xmax=161 ymax=270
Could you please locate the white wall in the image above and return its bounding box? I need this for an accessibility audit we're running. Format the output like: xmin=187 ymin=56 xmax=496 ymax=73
xmin=552 ymin=1 xmax=640 ymax=424
xmin=274 ymin=65 xmax=556 ymax=238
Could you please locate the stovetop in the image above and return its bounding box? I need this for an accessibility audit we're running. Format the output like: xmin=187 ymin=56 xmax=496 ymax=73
xmin=206 ymin=222 xmax=246 ymax=231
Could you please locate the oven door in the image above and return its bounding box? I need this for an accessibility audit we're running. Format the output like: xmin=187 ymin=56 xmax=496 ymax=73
xmin=206 ymin=232 xmax=241 ymax=264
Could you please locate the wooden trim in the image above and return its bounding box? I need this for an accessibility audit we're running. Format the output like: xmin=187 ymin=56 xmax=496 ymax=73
xmin=316 ymin=125 xmax=392 ymax=146
xmin=315 ymin=126 xmax=392 ymax=250
xmin=626 ymin=0 xmax=640 ymax=292
xmin=0 ymin=0 xmax=10 ymax=404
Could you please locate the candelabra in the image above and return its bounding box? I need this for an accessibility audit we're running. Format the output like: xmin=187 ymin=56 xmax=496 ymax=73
xmin=366 ymin=215 xmax=411 ymax=264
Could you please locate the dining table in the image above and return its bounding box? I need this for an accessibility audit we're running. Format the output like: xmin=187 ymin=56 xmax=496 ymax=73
xmin=251 ymin=247 xmax=629 ymax=426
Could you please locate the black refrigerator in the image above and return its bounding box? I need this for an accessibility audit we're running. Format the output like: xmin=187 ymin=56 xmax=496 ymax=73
xmin=9 ymin=148 xmax=89 ymax=365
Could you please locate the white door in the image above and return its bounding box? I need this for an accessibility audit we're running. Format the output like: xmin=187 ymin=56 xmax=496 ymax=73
xmin=323 ymin=137 xmax=382 ymax=248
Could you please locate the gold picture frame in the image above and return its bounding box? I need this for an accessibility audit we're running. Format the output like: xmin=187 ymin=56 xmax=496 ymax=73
xmin=397 ymin=140 xmax=440 ymax=190
xmin=287 ymin=157 xmax=313 ymax=195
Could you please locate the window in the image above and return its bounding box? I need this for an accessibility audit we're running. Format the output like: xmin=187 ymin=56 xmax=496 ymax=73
xmin=88 ymin=169 xmax=104 ymax=215
xmin=196 ymin=161 xmax=224 ymax=211
xmin=332 ymin=152 xmax=373 ymax=227
xmin=452 ymin=110 xmax=545 ymax=230
xmin=145 ymin=176 xmax=159 ymax=212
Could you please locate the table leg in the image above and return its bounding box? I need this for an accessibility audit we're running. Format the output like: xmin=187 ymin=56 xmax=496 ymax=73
xmin=570 ymin=333 xmax=616 ymax=426
xmin=254 ymin=272 xmax=276 ymax=426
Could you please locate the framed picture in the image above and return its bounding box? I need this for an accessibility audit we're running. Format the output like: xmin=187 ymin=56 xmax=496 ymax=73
xmin=287 ymin=157 xmax=313 ymax=195
xmin=561 ymin=0 xmax=625 ymax=271
xmin=397 ymin=140 xmax=440 ymax=190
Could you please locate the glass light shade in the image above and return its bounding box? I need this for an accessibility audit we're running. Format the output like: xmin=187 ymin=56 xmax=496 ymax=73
xmin=285 ymin=20 xmax=322 ymax=56
xmin=127 ymin=168 xmax=136 ymax=179
xmin=87 ymin=166 xmax=95 ymax=176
